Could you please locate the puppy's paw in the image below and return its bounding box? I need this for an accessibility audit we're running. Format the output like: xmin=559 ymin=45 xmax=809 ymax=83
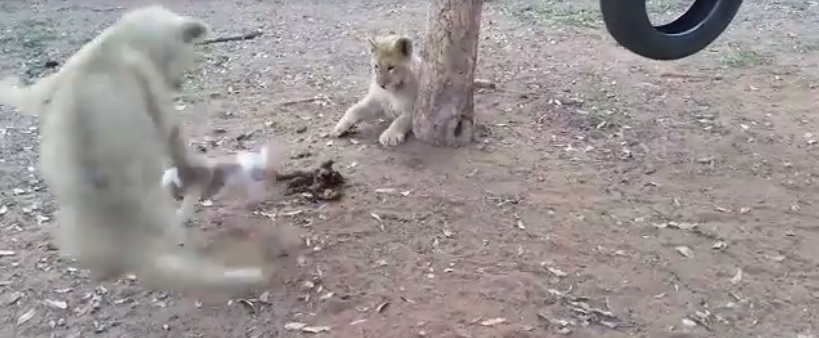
xmin=379 ymin=128 xmax=407 ymax=147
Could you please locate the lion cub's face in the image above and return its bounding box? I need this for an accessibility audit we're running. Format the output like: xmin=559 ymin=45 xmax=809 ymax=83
xmin=161 ymin=17 xmax=210 ymax=92
xmin=368 ymin=35 xmax=414 ymax=92
xmin=114 ymin=6 xmax=210 ymax=92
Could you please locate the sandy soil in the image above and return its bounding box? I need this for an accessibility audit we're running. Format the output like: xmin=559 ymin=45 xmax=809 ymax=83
xmin=1 ymin=0 xmax=818 ymax=337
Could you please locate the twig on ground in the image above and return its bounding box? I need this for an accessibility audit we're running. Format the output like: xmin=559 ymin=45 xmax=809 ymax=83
xmin=275 ymin=96 xmax=334 ymax=107
xmin=89 ymin=6 xmax=124 ymax=13
xmin=199 ymin=31 xmax=264 ymax=45
xmin=11 ymin=306 xmax=19 ymax=338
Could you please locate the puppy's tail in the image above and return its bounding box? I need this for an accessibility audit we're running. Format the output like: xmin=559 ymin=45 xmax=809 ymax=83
xmin=260 ymin=142 xmax=286 ymax=182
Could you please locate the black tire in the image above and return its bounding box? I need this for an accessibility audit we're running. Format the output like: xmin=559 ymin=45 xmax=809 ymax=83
xmin=600 ymin=0 xmax=744 ymax=61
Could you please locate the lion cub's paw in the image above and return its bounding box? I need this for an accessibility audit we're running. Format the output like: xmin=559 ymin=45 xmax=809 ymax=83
xmin=379 ymin=128 xmax=407 ymax=147
xmin=331 ymin=120 xmax=353 ymax=138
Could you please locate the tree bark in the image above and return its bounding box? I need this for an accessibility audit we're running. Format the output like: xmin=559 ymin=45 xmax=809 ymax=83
xmin=412 ymin=0 xmax=483 ymax=147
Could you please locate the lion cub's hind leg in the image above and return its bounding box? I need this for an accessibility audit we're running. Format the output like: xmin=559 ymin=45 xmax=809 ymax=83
xmin=52 ymin=207 xmax=127 ymax=282
xmin=331 ymin=94 xmax=383 ymax=137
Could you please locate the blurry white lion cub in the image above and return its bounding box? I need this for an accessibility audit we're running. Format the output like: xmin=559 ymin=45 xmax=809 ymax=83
xmin=0 ymin=5 xmax=280 ymax=296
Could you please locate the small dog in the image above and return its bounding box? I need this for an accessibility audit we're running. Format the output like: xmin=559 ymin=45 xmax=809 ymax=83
xmin=163 ymin=145 xmax=281 ymax=219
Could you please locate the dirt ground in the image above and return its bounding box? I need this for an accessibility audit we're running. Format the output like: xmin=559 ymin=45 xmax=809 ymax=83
xmin=1 ymin=0 xmax=818 ymax=337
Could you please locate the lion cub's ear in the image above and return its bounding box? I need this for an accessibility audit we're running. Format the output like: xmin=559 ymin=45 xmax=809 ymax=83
xmin=180 ymin=18 xmax=210 ymax=43
xmin=367 ymin=37 xmax=378 ymax=52
xmin=393 ymin=37 xmax=412 ymax=57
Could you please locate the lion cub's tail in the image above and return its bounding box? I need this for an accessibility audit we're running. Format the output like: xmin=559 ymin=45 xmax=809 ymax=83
xmin=0 ymin=77 xmax=28 ymax=111
xmin=0 ymin=75 xmax=59 ymax=115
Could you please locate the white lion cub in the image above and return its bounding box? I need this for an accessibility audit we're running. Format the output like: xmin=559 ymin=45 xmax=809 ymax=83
xmin=0 ymin=6 xmax=280 ymax=296
xmin=331 ymin=34 xmax=420 ymax=147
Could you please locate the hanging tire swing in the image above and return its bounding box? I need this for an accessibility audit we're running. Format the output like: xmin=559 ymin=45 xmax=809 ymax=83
xmin=599 ymin=0 xmax=744 ymax=61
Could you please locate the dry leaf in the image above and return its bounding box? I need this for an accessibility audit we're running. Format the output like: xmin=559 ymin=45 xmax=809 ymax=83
xmin=712 ymin=241 xmax=727 ymax=250
xmin=6 ymin=291 xmax=23 ymax=305
xmin=516 ymin=219 xmax=526 ymax=230
xmin=0 ymin=205 xmax=8 ymax=215
xmin=17 ymin=309 xmax=36 ymax=325
xmin=238 ymin=299 xmax=256 ymax=313
xmin=284 ymin=322 xmax=308 ymax=330
xmin=375 ymin=188 xmax=396 ymax=194
xmin=599 ymin=320 xmax=619 ymax=329
xmin=547 ymin=267 xmax=567 ymax=277
xmin=768 ymin=255 xmax=786 ymax=262
xmin=730 ymin=268 xmax=743 ymax=285
xmin=480 ymin=317 xmax=507 ymax=326
xmin=280 ymin=210 xmax=303 ymax=217
xmin=671 ymin=222 xmax=698 ymax=230
xmin=675 ymin=246 xmax=694 ymax=258
xmin=44 ymin=299 xmax=68 ymax=310
xmin=714 ymin=206 xmax=731 ymax=213
xmin=371 ymin=213 xmax=384 ymax=231
xmin=301 ymin=326 xmax=331 ymax=333
xmin=258 ymin=291 xmax=271 ymax=303
xmin=681 ymin=318 xmax=697 ymax=327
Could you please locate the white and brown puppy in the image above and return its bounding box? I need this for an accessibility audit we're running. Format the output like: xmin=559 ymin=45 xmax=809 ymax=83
xmin=163 ymin=145 xmax=281 ymax=216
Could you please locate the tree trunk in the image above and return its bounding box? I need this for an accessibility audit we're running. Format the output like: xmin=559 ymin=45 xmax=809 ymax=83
xmin=412 ymin=0 xmax=483 ymax=147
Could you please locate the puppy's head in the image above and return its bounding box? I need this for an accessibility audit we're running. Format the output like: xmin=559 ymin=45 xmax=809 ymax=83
xmin=161 ymin=164 xmax=226 ymax=201
xmin=108 ymin=5 xmax=211 ymax=91
xmin=161 ymin=167 xmax=185 ymax=200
